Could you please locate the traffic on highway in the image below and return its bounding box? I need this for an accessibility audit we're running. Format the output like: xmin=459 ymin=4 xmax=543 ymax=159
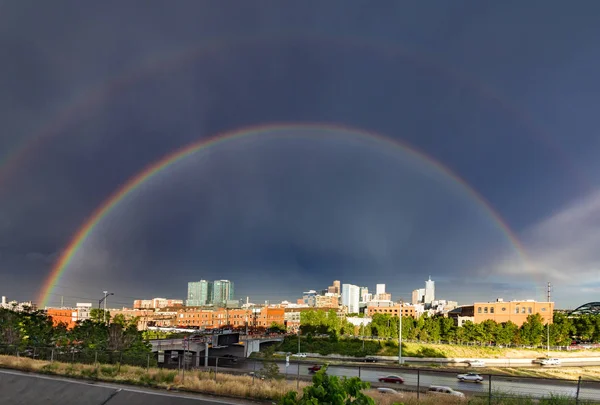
xmin=221 ymin=359 xmax=600 ymax=401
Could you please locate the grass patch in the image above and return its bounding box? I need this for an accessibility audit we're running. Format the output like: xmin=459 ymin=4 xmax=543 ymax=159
xmin=281 ymin=336 xmax=600 ymax=360
xmin=0 ymin=354 xmax=307 ymax=402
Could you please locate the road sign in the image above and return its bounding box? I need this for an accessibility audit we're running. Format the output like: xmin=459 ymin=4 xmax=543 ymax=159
xmin=286 ymin=355 xmax=290 ymax=367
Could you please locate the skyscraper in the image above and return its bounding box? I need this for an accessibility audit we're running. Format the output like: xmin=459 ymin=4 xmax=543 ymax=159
xmin=187 ymin=280 xmax=213 ymax=307
xmin=424 ymin=276 xmax=435 ymax=304
xmin=359 ymin=287 xmax=369 ymax=302
xmin=342 ymin=284 xmax=360 ymax=314
xmin=213 ymin=280 xmax=235 ymax=307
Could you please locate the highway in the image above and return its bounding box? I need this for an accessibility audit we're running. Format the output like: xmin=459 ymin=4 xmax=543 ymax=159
xmin=227 ymin=361 xmax=600 ymax=401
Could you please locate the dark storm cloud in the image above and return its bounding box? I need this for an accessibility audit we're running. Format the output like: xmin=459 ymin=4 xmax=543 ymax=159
xmin=1 ymin=2 xmax=599 ymax=307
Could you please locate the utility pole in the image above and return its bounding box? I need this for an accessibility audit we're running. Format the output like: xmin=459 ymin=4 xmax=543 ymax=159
xmin=398 ymin=299 xmax=403 ymax=365
xmin=61 ymin=296 xmax=64 ymax=308
xmin=547 ymin=282 xmax=551 ymax=355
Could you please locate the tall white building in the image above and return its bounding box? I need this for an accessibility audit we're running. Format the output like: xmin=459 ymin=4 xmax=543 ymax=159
xmin=424 ymin=276 xmax=435 ymax=304
xmin=359 ymin=287 xmax=369 ymax=302
xmin=342 ymin=284 xmax=360 ymax=314
xmin=376 ymin=284 xmax=386 ymax=295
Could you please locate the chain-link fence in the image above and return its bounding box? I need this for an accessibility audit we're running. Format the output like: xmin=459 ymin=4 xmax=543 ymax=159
xmin=0 ymin=344 xmax=156 ymax=369
xmin=1 ymin=345 xmax=599 ymax=404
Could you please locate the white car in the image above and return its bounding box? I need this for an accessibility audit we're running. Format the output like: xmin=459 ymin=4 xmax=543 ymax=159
xmin=292 ymin=353 xmax=307 ymax=358
xmin=457 ymin=373 xmax=484 ymax=383
xmin=428 ymin=386 xmax=465 ymax=398
xmin=540 ymin=358 xmax=561 ymax=366
xmin=466 ymin=359 xmax=485 ymax=367
xmin=377 ymin=387 xmax=403 ymax=397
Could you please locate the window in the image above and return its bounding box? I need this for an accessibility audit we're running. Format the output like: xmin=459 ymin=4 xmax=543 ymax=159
xmin=521 ymin=307 xmax=526 ymax=314
xmin=515 ymin=307 xmax=519 ymax=314
xmin=484 ymin=307 xmax=488 ymax=314
xmin=502 ymin=307 xmax=506 ymax=312
xmin=528 ymin=307 xmax=532 ymax=314
xmin=541 ymin=307 xmax=546 ymax=312
xmin=478 ymin=307 xmax=482 ymax=314
xmin=490 ymin=307 xmax=495 ymax=314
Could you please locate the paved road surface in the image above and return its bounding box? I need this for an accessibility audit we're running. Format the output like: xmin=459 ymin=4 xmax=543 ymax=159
xmin=228 ymin=361 xmax=600 ymax=401
xmin=0 ymin=369 xmax=261 ymax=405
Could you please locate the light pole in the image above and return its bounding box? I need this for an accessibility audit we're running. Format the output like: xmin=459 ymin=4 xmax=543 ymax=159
xmin=398 ymin=299 xmax=403 ymax=365
xmin=99 ymin=291 xmax=114 ymax=324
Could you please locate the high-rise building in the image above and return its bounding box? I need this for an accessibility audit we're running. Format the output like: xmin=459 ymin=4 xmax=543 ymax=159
xmin=374 ymin=284 xmax=391 ymax=301
xmin=187 ymin=280 xmax=213 ymax=307
xmin=213 ymin=280 xmax=235 ymax=307
xmin=359 ymin=287 xmax=369 ymax=302
xmin=342 ymin=284 xmax=360 ymax=314
xmin=328 ymin=280 xmax=341 ymax=295
xmin=424 ymin=276 xmax=435 ymax=304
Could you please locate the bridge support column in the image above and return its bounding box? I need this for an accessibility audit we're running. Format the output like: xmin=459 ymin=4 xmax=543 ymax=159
xmin=204 ymin=343 xmax=209 ymax=367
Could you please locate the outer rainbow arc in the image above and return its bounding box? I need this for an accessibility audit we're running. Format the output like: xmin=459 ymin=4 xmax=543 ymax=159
xmin=38 ymin=123 xmax=529 ymax=307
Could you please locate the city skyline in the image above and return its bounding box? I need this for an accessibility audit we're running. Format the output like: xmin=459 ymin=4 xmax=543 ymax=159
xmin=1 ymin=3 xmax=600 ymax=308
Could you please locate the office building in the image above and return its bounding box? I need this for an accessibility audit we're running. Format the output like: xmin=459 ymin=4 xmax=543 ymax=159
xmin=375 ymin=284 xmax=391 ymax=301
xmin=187 ymin=280 xmax=213 ymax=307
xmin=213 ymin=280 xmax=235 ymax=307
xmin=342 ymin=284 xmax=360 ymax=314
xmin=412 ymin=288 xmax=425 ymax=304
xmin=473 ymin=299 xmax=554 ymax=326
xmin=424 ymin=276 xmax=435 ymax=304
xmin=328 ymin=280 xmax=341 ymax=295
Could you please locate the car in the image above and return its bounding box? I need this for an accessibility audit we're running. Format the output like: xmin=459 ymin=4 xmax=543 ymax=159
xmin=221 ymin=354 xmax=237 ymax=363
xmin=540 ymin=358 xmax=561 ymax=366
xmin=428 ymin=385 xmax=465 ymax=398
xmin=292 ymin=353 xmax=307 ymax=358
xmin=308 ymin=365 xmax=322 ymax=373
xmin=457 ymin=372 xmax=484 ymax=383
xmin=377 ymin=387 xmax=403 ymax=397
xmin=364 ymin=356 xmax=377 ymax=363
xmin=378 ymin=375 xmax=404 ymax=384
xmin=466 ymin=359 xmax=485 ymax=367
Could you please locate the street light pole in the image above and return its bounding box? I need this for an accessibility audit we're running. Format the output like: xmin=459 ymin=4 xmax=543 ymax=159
xmin=100 ymin=291 xmax=114 ymax=324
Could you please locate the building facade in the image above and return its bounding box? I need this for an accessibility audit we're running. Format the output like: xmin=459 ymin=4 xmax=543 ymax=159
xmin=473 ymin=299 xmax=554 ymax=326
xmin=366 ymin=303 xmax=416 ymax=318
xmin=328 ymin=280 xmax=341 ymax=295
xmin=134 ymin=298 xmax=184 ymax=309
xmin=187 ymin=280 xmax=214 ymax=307
xmin=213 ymin=280 xmax=234 ymax=307
xmin=342 ymin=284 xmax=360 ymax=314
xmin=424 ymin=276 xmax=435 ymax=304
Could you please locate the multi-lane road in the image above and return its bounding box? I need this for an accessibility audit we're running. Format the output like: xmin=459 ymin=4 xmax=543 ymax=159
xmin=226 ymin=360 xmax=600 ymax=401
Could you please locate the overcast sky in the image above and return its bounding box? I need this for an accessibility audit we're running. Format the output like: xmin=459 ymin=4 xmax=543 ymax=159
xmin=1 ymin=1 xmax=599 ymax=309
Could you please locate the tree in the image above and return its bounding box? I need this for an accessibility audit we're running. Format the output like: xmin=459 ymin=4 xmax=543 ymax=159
xmin=260 ymin=345 xmax=282 ymax=380
xmin=0 ymin=308 xmax=21 ymax=346
xmin=520 ymin=314 xmax=545 ymax=346
xmin=280 ymin=366 xmax=374 ymax=405
xmin=89 ymin=308 xmax=111 ymax=324
xmin=269 ymin=322 xmax=286 ymax=334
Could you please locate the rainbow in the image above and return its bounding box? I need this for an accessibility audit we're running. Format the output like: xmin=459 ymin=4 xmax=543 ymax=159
xmin=37 ymin=123 xmax=530 ymax=307
xmin=0 ymin=35 xmax=587 ymax=193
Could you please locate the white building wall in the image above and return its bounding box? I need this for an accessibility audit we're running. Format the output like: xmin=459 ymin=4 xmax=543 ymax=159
xmin=424 ymin=277 xmax=435 ymax=304
xmin=342 ymin=284 xmax=360 ymax=314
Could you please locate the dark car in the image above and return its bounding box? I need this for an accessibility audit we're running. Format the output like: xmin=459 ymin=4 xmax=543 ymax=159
xmin=378 ymin=375 xmax=404 ymax=384
xmin=221 ymin=354 xmax=237 ymax=363
xmin=364 ymin=356 xmax=377 ymax=363
xmin=308 ymin=365 xmax=322 ymax=373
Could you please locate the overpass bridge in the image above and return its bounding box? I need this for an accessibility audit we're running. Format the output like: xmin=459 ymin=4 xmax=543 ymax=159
xmin=149 ymin=334 xmax=284 ymax=368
